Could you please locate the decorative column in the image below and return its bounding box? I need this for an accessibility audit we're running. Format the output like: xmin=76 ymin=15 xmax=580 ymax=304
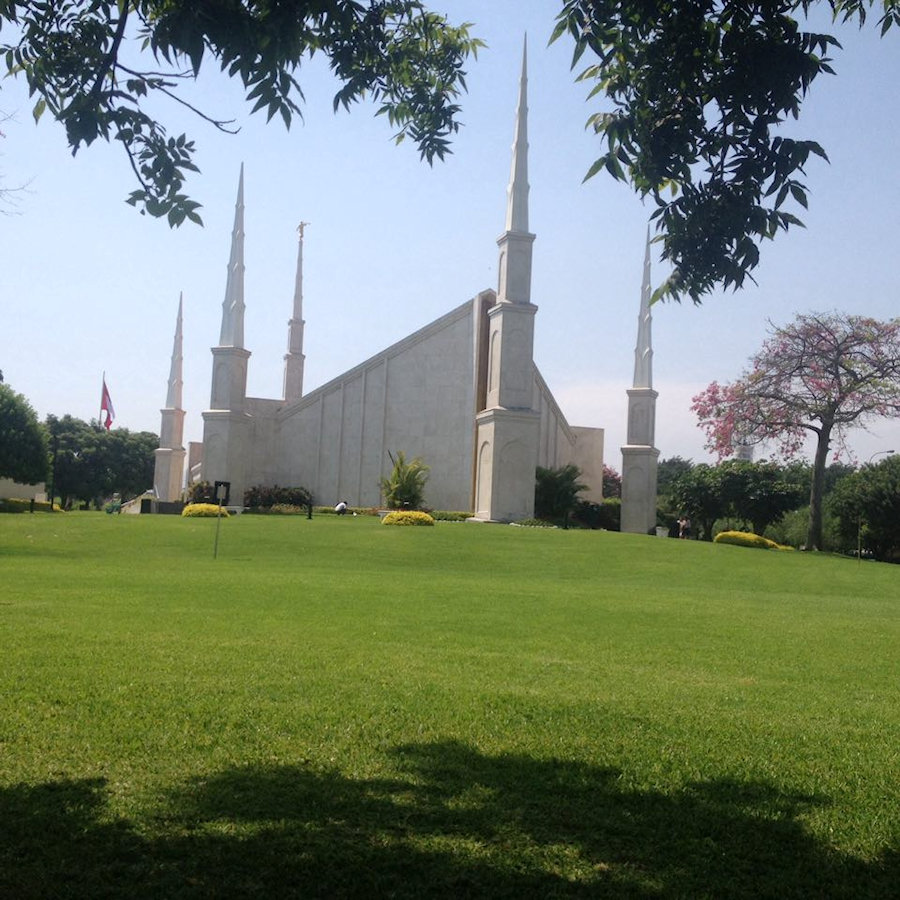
xmin=201 ymin=165 xmax=252 ymax=503
xmin=473 ymin=38 xmax=541 ymax=522
xmin=153 ymin=294 xmax=187 ymax=502
xmin=621 ymin=229 xmax=660 ymax=534
xmin=283 ymin=221 xmax=308 ymax=402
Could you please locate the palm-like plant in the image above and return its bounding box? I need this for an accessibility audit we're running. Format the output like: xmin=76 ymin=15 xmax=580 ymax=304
xmin=534 ymin=464 xmax=587 ymax=522
xmin=380 ymin=451 xmax=430 ymax=510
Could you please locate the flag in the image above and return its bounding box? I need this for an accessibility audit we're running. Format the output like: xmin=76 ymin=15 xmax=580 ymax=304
xmin=101 ymin=378 xmax=115 ymax=430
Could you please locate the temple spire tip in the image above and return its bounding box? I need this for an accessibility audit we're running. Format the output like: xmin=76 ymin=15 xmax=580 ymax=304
xmin=504 ymin=34 xmax=530 ymax=235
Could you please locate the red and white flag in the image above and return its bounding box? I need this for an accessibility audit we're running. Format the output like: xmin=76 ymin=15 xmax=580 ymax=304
xmin=100 ymin=377 xmax=115 ymax=430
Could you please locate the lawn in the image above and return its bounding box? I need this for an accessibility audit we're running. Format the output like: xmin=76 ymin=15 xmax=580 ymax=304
xmin=1 ymin=512 xmax=898 ymax=898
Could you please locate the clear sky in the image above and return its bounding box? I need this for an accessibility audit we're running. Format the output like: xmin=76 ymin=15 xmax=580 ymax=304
xmin=2 ymin=1 xmax=899 ymax=472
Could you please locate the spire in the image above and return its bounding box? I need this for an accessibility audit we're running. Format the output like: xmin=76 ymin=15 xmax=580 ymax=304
xmin=292 ymin=221 xmax=307 ymax=323
xmin=165 ymin=293 xmax=184 ymax=409
xmin=632 ymin=227 xmax=653 ymax=389
xmin=154 ymin=293 xmax=187 ymax=502
xmin=505 ymin=36 xmax=529 ymax=235
xmin=495 ymin=36 xmax=535 ymax=307
xmin=219 ymin=164 xmax=246 ymax=347
xmin=283 ymin=222 xmax=308 ymax=401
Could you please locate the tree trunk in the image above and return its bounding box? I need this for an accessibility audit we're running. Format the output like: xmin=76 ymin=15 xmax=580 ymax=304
xmin=806 ymin=425 xmax=833 ymax=550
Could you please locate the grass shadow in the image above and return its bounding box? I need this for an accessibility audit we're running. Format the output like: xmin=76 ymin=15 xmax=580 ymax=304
xmin=2 ymin=741 xmax=897 ymax=898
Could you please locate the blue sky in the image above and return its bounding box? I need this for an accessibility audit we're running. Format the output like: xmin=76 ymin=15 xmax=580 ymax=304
xmin=2 ymin=1 xmax=899 ymax=470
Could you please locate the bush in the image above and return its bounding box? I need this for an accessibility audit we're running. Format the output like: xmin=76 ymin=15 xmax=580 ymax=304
xmin=268 ymin=504 xmax=308 ymax=515
xmin=313 ymin=505 xmax=368 ymax=516
xmin=431 ymin=510 xmax=474 ymax=521
xmin=380 ymin=451 xmax=429 ymax=509
xmin=244 ymin=484 xmax=312 ymax=509
xmin=187 ymin=481 xmax=216 ymax=504
xmin=182 ymin=503 xmax=229 ymax=518
xmin=0 ymin=498 xmax=60 ymax=513
xmin=572 ymin=498 xmax=621 ymax=531
xmin=513 ymin=518 xmax=557 ymax=528
xmin=714 ymin=530 xmax=792 ymax=551
xmin=534 ymin=464 xmax=586 ymax=521
xmin=381 ymin=510 xmax=435 ymax=526
xmin=764 ymin=506 xmax=841 ymax=551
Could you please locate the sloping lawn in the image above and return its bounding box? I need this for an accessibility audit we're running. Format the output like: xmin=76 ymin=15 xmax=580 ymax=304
xmin=1 ymin=512 xmax=897 ymax=897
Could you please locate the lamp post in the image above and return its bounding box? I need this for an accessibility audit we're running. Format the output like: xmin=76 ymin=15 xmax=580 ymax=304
xmin=857 ymin=450 xmax=895 ymax=561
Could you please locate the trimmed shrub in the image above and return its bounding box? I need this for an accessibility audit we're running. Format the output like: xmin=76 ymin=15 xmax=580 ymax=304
xmin=514 ymin=519 xmax=557 ymax=528
xmin=182 ymin=503 xmax=229 ymax=518
xmin=244 ymin=484 xmax=312 ymax=509
xmin=0 ymin=498 xmax=61 ymax=513
xmin=431 ymin=510 xmax=475 ymax=521
xmin=268 ymin=504 xmax=308 ymax=515
xmin=714 ymin=530 xmax=792 ymax=551
xmin=382 ymin=510 xmax=435 ymax=526
xmin=314 ymin=505 xmax=367 ymax=516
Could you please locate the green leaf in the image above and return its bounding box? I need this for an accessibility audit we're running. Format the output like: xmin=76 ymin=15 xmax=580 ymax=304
xmin=789 ymin=183 xmax=808 ymax=209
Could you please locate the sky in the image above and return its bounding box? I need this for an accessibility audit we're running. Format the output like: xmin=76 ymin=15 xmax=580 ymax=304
xmin=2 ymin=1 xmax=899 ymax=473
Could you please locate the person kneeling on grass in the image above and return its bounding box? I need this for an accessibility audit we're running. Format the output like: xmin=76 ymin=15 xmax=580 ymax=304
xmin=335 ymin=500 xmax=348 ymax=516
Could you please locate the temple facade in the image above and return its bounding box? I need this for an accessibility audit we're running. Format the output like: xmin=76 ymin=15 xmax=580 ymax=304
xmin=154 ymin=45 xmax=632 ymax=518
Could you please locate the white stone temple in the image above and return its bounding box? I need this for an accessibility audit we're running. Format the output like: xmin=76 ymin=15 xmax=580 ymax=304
xmin=154 ymin=45 xmax=663 ymax=520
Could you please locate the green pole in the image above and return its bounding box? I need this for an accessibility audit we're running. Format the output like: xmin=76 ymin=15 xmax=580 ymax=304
xmin=214 ymin=499 xmax=223 ymax=559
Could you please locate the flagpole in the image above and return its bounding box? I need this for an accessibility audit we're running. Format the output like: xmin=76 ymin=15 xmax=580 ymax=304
xmin=100 ymin=371 xmax=105 ymax=428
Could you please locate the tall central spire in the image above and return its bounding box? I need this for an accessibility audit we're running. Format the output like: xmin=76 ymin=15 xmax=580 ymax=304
xmin=473 ymin=35 xmax=541 ymax=522
xmin=505 ymin=37 xmax=529 ymax=235
xmin=495 ymin=36 xmax=535 ymax=308
xmin=219 ymin=164 xmax=246 ymax=348
xmin=633 ymin=228 xmax=653 ymax=389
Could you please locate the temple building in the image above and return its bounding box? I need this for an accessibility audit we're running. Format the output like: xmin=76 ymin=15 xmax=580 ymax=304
xmin=154 ymin=45 xmax=659 ymax=521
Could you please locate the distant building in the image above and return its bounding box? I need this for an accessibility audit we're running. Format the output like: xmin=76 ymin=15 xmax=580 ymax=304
xmin=0 ymin=479 xmax=46 ymax=501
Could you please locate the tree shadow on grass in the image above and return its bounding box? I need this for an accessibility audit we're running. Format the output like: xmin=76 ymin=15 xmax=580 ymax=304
xmin=2 ymin=741 xmax=897 ymax=898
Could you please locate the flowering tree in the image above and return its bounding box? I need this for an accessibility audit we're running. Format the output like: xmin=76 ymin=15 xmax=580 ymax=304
xmin=692 ymin=313 xmax=900 ymax=550
xmin=601 ymin=464 xmax=622 ymax=499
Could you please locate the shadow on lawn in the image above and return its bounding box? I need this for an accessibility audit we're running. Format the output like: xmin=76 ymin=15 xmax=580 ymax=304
xmin=2 ymin=741 xmax=897 ymax=898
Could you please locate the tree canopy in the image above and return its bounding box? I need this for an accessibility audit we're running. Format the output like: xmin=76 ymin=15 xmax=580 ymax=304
xmin=0 ymin=382 xmax=48 ymax=484
xmin=692 ymin=312 xmax=900 ymax=549
xmin=552 ymin=0 xmax=899 ymax=302
xmin=1 ymin=1 xmax=482 ymax=224
xmin=46 ymin=414 xmax=157 ymax=507
xmin=5 ymin=1 xmax=898 ymax=301
xmin=830 ymin=453 xmax=900 ymax=561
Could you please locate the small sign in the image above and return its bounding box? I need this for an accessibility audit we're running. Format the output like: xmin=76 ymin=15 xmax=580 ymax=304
xmin=214 ymin=480 xmax=231 ymax=505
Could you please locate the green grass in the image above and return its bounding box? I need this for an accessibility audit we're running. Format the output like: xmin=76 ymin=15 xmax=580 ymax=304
xmin=1 ymin=513 xmax=898 ymax=898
